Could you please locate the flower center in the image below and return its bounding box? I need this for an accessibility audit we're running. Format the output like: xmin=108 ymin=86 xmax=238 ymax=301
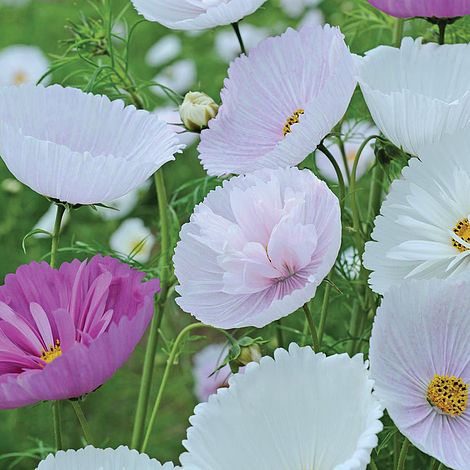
xmin=40 ymin=340 xmax=62 ymax=364
xmin=13 ymin=70 xmax=27 ymax=85
xmin=283 ymin=109 xmax=304 ymax=136
xmin=451 ymin=218 xmax=470 ymax=252
xmin=426 ymin=374 xmax=468 ymax=416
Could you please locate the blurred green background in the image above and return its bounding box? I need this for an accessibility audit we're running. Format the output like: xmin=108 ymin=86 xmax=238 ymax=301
xmin=0 ymin=0 xmax=468 ymax=468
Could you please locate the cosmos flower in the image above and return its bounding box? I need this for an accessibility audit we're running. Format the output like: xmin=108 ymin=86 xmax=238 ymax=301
xmin=130 ymin=0 xmax=268 ymax=31
xmin=315 ymin=120 xmax=378 ymax=185
xmin=214 ymin=23 xmax=268 ymax=63
xmin=173 ymin=167 xmax=341 ymax=329
xmin=0 ymin=45 xmax=50 ymax=86
xmin=193 ymin=344 xmax=231 ymax=402
xmin=0 ymin=84 xmax=182 ymax=205
xmin=145 ymin=35 xmax=182 ymax=67
xmin=298 ymin=8 xmax=325 ymax=28
xmin=368 ymin=0 xmax=470 ymax=19
xmin=364 ymin=130 xmax=470 ymax=294
xmin=199 ymin=25 xmax=357 ymax=176
xmin=280 ymin=0 xmax=320 ymax=18
xmin=0 ymin=256 xmax=158 ymax=409
xmin=358 ymin=37 xmax=470 ymax=156
xmin=36 ymin=446 xmax=176 ymax=470
xmin=181 ymin=343 xmax=383 ymax=470
xmin=369 ymin=279 xmax=470 ymax=470
xmin=151 ymin=59 xmax=197 ymax=98
xmin=110 ymin=218 xmax=156 ymax=263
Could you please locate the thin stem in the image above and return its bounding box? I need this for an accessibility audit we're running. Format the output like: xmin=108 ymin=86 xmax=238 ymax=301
xmin=276 ymin=319 xmax=285 ymax=348
xmin=131 ymin=169 xmax=171 ymax=449
xmin=318 ymin=277 xmax=332 ymax=347
xmin=70 ymin=400 xmax=95 ymax=445
xmin=369 ymin=459 xmax=379 ymax=470
xmin=430 ymin=458 xmax=442 ymax=470
xmin=366 ymin=165 xmax=385 ymax=237
xmin=52 ymin=402 xmax=63 ymax=450
xmin=393 ymin=18 xmax=405 ymax=47
xmin=302 ymin=304 xmax=320 ymax=352
xmin=50 ymin=204 xmax=66 ymax=269
xmin=438 ymin=21 xmax=447 ymax=45
xmin=317 ymin=143 xmax=346 ymax=211
xmin=396 ymin=438 xmax=410 ymax=470
xmin=141 ymin=323 xmax=212 ymax=453
xmin=231 ymin=22 xmax=246 ymax=55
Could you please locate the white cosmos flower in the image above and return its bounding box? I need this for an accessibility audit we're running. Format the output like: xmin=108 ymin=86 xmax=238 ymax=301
xmin=151 ymin=59 xmax=197 ymax=98
xmin=110 ymin=218 xmax=156 ymax=263
xmin=358 ymin=37 xmax=470 ymax=156
xmin=280 ymin=0 xmax=320 ymax=18
xmin=0 ymin=45 xmax=50 ymax=86
xmin=0 ymin=84 xmax=182 ymax=205
xmin=33 ymin=204 xmax=70 ymax=239
xmin=315 ymin=120 xmax=377 ymax=185
xmin=181 ymin=343 xmax=383 ymax=470
xmin=146 ymin=35 xmax=182 ymax=67
xmin=298 ymin=8 xmax=325 ymax=28
xmin=364 ymin=129 xmax=470 ymax=295
xmin=130 ymin=0 xmax=268 ymax=31
xmin=155 ymin=107 xmax=199 ymax=147
xmin=36 ymin=446 xmax=176 ymax=469
xmin=214 ymin=24 xmax=268 ymax=63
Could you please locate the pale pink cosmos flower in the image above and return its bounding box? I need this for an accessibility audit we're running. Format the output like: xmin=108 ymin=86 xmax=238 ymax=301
xmin=0 ymin=256 xmax=158 ymax=409
xmin=198 ymin=25 xmax=357 ymax=176
xmin=368 ymin=0 xmax=470 ymax=19
xmin=173 ymin=167 xmax=341 ymax=329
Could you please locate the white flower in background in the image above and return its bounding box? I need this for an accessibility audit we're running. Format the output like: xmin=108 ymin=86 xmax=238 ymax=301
xmin=1 ymin=178 xmax=22 ymax=194
xmin=339 ymin=246 xmax=361 ymax=280
xmin=155 ymin=107 xmax=199 ymax=147
xmin=151 ymin=59 xmax=197 ymax=98
xmin=364 ymin=129 xmax=470 ymax=294
xmin=180 ymin=92 xmax=219 ymax=132
xmin=298 ymin=8 xmax=325 ymax=28
xmin=0 ymin=0 xmax=29 ymax=6
xmin=36 ymin=446 xmax=176 ymax=470
xmin=358 ymin=37 xmax=470 ymax=156
xmin=315 ymin=120 xmax=377 ymax=185
xmin=181 ymin=343 xmax=383 ymax=470
xmin=112 ymin=21 xmax=127 ymax=42
xmin=0 ymin=84 xmax=182 ymax=205
xmin=214 ymin=24 xmax=268 ymax=63
xmin=110 ymin=218 xmax=155 ymax=263
xmin=280 ymin=0 xmax=321 ymax=18
xmin=33 ymin=204 xmax=70 ymax=239
xmin=130 ymin=0 xmax=268 ymax=31
xmin=96 ymin=180 xmax=152 ymax=221
xmin=193 ymin=344 xmax=231 ymax=402
xmin=0 ymin=45 xmax=50 ymax=86
xmin=146 ymin=35 xmax=182 ymax=67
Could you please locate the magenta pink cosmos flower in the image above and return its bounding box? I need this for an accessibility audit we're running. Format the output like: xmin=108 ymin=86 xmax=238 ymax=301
xmin=0 ymin=256 xmax=158 ymax=409
xmin=370 ymin=279 xmax=470 ymax=469
xmin=173 ymin=167 xmax=341 ymax=329
xmin=368 ymin=0 xmax=470 ymax=19
xmin=198 ymin=25 xmax=357 ymax=176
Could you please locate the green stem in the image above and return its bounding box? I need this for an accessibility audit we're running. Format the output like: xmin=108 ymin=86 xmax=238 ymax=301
xmin=231 ymin=22 xmax=246 ymax=54
xmin=366 ymin=165 xmax=385 ymax=238
xmin=276 ymin=319 xmax=285 ymax=348
xmin=131 ymin=169 xmax=171 ymax=449
xmin=70 ymin=400 xmax=95 ymax=445
xmin=396 ymin=438 xmax=410 ymax=470
xmin=50 ymin=204 xmax=66 ymax=269
xmin=302 ymin=304 xmax=320 ymax=352
xmin=438 ymin=21 xmax=447 ymax=45
xmin=393 ymin=18 xmax=405 ymax=48
xmin=369 ymin=459 xmax=379 ymax=470
xmin=141 ymin=323 xmax=211 ymax=453
xmin=318 ymin=277 xmax=332 ymax=347
xmin=52 ymin=401 xmax=63 ymax=450
xmin=317 ymin=143 xmax=346 ymax=211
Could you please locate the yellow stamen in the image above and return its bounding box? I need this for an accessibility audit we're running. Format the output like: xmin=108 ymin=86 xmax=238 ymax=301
xmin=427 ymin=374 xmax=468 ymax=417
xmin=451 ymin=218 xmax=470 ymax=253
xmin=40 ymin=339 xmax=62 ymax=364
xmin=13 ymin=70 xmax=27 ymax=85
xmin=283 ymin=109 xmax=304 ymax=136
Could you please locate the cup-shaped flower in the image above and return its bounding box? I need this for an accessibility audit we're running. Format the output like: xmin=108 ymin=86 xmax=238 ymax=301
xmin=364 ymin=130 xmax=470 ymax=294
xmin=180 ymin=91 xmax=219 ymax=132
xmin=358 ymin=38 xmax=470 ymax=157
xmin=130 ymin=0 xmax=267 ymax=31
xmin=370 ymin=279 xmax=470 ymax=470
xmin=368 ymin=0 xmax=470 ymax=19
xmin=0 ymin=84 xmax=182 ymax=205
xmin=173 ymin=167 xmax=341 ymax=329
xmin=198 ymin=25 xmax=357 ymax=176
xmin=180 ymin=343 xmax=383 ymax=470
xmin=36 ymin=446 xmax=176 ymax=469
xmin=0 ymin=256 xmax=158 ymax=409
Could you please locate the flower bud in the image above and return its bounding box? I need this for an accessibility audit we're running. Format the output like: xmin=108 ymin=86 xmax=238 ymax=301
xmin=1 ymin=178 xmax=22 ymax=194
xmin=179 ymin=91 xmax=219 ymax=132
xmin=238 ymin=343 xmax=262 ymax=366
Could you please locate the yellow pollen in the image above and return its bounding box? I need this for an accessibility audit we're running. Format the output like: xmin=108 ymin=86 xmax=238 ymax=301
xmin=283 ymin=109 xmax=304 ymax=136
xmin=426 ymin=374 xmax=468 ymax=417
xmin=40 ymin=339 xmax=62 ymax=364
xmin=451 ymin=218 xmax=470 ymax=252
xmin=13 ymin=70 xmax=28 ymax=85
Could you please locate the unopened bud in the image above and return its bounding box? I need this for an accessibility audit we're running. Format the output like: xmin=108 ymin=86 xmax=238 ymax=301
xmin=179 ymin=91 xmax=219 ymax=132
xmin=1 ymin=178 xmax=22 ymax=194
xmin=238 ymin=344 xmax=262 ymax=366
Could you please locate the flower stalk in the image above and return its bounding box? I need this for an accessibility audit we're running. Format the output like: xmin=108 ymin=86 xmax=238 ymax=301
xmin=70 ymin=400 xmax=95 ymax=445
